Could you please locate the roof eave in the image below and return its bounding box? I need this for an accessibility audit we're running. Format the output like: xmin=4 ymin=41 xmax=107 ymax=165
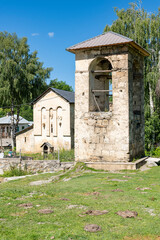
xmin=66 ymin=41 xmax=150 ymax=57
xmin=130 ymin=41 xmax=150 ymax=57
xmin=32 ymin=87 xmax=74 ymax=105
xmin=32 ymin=88 xmax=52 ymax=105
xmin=50 ymin=88 xmax=74 ymax=103
xmin=66 ymin=42 xmax=132 ymax=54
xmin=16 ymin=125 xmax=33 ymax=136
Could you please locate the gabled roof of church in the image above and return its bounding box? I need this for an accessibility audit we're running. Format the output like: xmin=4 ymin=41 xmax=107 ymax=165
xmin=32 ymin=87 xmax=75 ymax=105
xmin=66 ymin=31 xmax=149 ymax=56
xmin=51 ymin=88 xmax=75 ymax=103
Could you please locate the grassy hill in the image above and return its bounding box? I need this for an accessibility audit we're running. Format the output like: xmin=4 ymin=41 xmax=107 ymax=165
xmin=0 ymin=164 xmax=160 ymax=240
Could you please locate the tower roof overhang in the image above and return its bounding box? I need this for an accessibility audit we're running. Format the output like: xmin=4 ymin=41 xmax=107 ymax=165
xmin=66 ymin=31 xmax=150 ymax=57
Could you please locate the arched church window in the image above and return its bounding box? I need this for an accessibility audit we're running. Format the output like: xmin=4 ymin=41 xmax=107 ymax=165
xmin=56 ymin=107 xmax=63 ymax=137
xmin=49 ymin=108 xmax=54 ymax=134
xmin=41 ymin=107 xmax=46 ymax=135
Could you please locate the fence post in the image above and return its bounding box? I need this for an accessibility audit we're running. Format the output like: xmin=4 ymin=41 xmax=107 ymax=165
xmin=58 ymin=149 xmax=61 ymax=166
xmin=20 ymin=149 xmax=22 ymax=162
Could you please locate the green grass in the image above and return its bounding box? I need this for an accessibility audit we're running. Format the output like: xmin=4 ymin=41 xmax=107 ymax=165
xmin=13 ymin=149 xmax=74 ymax=162
xmin=0 ymin=165 xmax=160 ymax=239
xmin=0 ymin=165 xmax=30 ymax=177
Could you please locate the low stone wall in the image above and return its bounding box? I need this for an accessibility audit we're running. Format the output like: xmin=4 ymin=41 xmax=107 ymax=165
xmin=0 ymin=158 xmax=74 ymax=174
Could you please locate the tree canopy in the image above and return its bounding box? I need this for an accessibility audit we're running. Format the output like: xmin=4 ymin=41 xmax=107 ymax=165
xmin=48 ymin=78 xmax=73 ymax=92
xmin=0 ymin=32 xmax=52 ymax=148
xmin=0 ymin=32 xmax=52 ymax=106
xmin=104 ymin=1 xmax=160 ymax=150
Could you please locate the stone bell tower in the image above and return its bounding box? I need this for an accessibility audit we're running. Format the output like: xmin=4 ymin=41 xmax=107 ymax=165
xmin=67 ymin=31 xmax=149 ymax=170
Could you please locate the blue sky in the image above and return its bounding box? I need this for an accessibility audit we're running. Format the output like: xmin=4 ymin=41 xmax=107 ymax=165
xmin=0 ymin=0 xmax=160 ymax=89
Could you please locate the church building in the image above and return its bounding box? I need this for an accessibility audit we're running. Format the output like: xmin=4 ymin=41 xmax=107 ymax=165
xmin=16 ymin=88 xmax=74 ymax=154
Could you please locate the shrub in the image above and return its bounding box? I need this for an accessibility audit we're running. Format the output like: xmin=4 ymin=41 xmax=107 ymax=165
xmin=53 ymin=149 xmax=74 ymax=162
xmin=2 ymin=165 xmax=29 ymax=177
xmin=145 ymin=147 xmax=160 ymax=158
xmin=17 ymin=149 xmax=74 ymax=162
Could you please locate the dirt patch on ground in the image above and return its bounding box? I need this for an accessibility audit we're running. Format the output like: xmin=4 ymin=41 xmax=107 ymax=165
xmin=67 ymin=205 xmax=87 ymax=210
xmin=112 ymin=189 xmax=124 ymax=192
xmin=38 ymin=209 xmax=54 ymax=214
xmin=30 ymin=179 xmax=52 ymax=186
xmin=109 ymin=179 xmax=128 ymax=182
xmin=116 ymin=210 xmax=138 ymax=218
xmin=136 ymin=187 xmax=151 ymax=191
xmin=18 ymin=203 xmax=33 ymax=209
xmin=144 ymin=208 xmax=156 ymax=216
xmin=81 ymin=191 xmax=100 ymax=196
xmin=79 ymin=210 xmax=109 ymax=217
xmin=123 ymin=176 xmax=132 ymax=179
xmin=84 ymin=224 xmax=101 ymax=232
xmin=60 ymin=198 xmax=70 ymax=201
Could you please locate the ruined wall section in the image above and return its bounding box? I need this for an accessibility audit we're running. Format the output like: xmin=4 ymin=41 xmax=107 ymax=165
xmin=75 ymin=45 xmax=130 ymax=162
xmin=128 ymin=48 xmax=145 ymax=159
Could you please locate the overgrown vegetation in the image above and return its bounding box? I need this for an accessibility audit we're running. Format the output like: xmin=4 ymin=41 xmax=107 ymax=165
xmin=146 ymin=146 xmax=160 ymax=158
xmin=15 ymin=149 xmax=74 ymax=162
xmin=104 ymin=1 xmax=160 ymax=153
xmin=1 ymin=165 xmax=30 ymax=177
xmin=1 ymin=167 xmax=160 ymax=239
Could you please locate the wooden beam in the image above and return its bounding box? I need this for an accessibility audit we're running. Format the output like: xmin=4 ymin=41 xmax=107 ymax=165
xmin=92 ymin=90 xmax=112 ymax=92
xmin=93 ymin=93 xmax=101 ymax=112
xmin=91 ymin=70 xmax=113 ymax=73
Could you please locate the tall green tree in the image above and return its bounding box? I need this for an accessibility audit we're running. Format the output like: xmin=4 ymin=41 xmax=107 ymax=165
xmin=104 ymin=1 xmax=160 ymax=150
xmin=48 ymin=78 xmax=73 ymax=92
xmin=0 ymin=32 xmax=52 ymax=149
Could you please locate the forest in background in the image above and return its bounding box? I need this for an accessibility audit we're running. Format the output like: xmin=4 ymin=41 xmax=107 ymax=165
xmin=104 ymin=1 xmax=160 ymax=151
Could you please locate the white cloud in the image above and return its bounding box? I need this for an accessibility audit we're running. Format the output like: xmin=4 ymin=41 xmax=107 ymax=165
xmin=31 ymin=33 xmax=39 ymax=36
xmin=48 ymin=32 xmax=54 ymax=38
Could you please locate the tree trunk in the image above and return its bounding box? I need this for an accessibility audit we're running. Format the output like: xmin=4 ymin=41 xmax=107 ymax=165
xmin=149 ymin=83 xmax=154 ymax=115
xmin=10 ymin=102 xmax=15 ymax=150
xmin=15 ymin=107 xmax=20 ymax=132
xmin=156 ymin=52 xmax=160 ymax=97
xmin=15 ymin=107 xmax=20 ymax=148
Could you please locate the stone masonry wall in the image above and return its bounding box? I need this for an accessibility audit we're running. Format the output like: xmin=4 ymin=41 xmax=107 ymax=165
xmin=0 ymin=158 xmax=74 ymax=175
xmin=75 ymin=45 xmax=131 ymax=162
xmin=128 ymin=47 xmax=145 ymax=159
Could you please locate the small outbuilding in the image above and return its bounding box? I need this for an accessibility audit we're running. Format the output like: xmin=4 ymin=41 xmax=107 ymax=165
xmin=0 ymin=114 xmax=32 ymax=149
xmin=16 ymin=88 xmax=74 ymax=154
